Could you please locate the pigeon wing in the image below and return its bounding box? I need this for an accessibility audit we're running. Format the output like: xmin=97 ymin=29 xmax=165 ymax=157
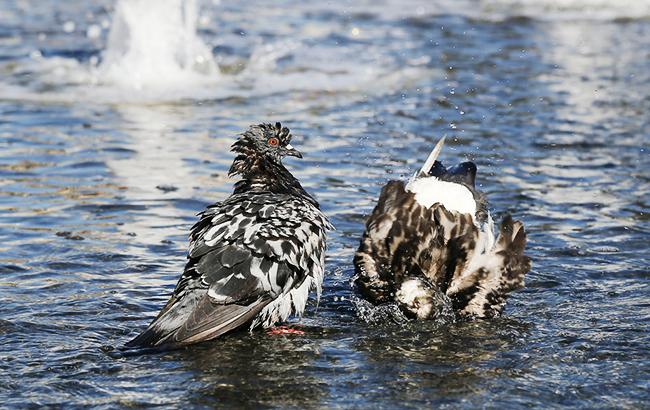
xmin=445 ymin=214 xmax=531 ymax=318
xmin=354 ymin=181 xmax=445 ymax=303
xmin=125 ymin=242 xmax=272 ymax=347
xmin=189 ymin=193 xmax=331 ymax=298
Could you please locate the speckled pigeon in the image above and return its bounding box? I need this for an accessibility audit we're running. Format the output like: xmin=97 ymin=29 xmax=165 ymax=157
xmin=354 ymin=137 xmax=531 ymax=320
xmin=127 ymin=122 xmax=333 ymax=348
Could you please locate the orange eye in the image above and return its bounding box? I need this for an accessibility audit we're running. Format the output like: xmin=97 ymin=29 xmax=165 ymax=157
xmin=268 ymin=137 xmax=279 ymax=146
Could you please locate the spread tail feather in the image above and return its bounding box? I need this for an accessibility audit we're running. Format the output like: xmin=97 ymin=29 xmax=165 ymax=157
xmin=446 ymin=215 xmax=531 ymax=318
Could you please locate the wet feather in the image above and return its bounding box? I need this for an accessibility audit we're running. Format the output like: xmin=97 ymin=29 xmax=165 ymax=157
xmin=354 ymin=139 xmax=531 ymax=320
xmin=127 ymin=123 xmax=332 ymax=348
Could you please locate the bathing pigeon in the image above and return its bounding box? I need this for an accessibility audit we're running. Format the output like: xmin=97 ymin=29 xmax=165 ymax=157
xmin=127 ymin=122 xmax=333 ymax=348
xmin=354 ymin=137 xmax=531 ymax=320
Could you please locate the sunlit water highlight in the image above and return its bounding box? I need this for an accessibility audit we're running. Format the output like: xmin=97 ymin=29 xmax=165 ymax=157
xmin=0 ymin=0 xmax=648 ymax=408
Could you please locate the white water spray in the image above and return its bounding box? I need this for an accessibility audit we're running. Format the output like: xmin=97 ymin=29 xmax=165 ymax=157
xmin=97 ymin=0 xmax=219 ymax=90
xmin=0 ymin=0 xmax=438 ymax=103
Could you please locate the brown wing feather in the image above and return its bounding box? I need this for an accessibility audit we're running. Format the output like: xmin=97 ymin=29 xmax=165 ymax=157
xmin=355 ymin=182 xmax=411 ymax=302
xmin=354 ymin=181 xmax=443 ymax=303
xmin=446 ymin=215 xmax=531 ymax=318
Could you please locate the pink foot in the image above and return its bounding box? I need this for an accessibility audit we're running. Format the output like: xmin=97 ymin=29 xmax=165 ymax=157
xmin=267 ymin=325 xmax=305 ymax=336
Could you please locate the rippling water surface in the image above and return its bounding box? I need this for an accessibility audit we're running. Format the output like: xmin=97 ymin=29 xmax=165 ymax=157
xmin=1 ymin=0 xmax=648 ymax=408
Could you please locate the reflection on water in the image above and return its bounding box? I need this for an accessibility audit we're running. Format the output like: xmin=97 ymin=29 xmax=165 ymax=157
xmin=106 ymin=104 xmax=224 ymax=245
xmin=0 ymin=0 xmax=649 ymax=408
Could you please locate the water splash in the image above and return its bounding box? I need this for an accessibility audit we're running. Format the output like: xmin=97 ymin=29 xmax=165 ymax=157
xmin=352 ymin=298 xmax=410 ymax=325
xmin=2 ymin=0 xmax=650 ymax=105
xmin=0 ymin=0 xmax=439 ymax=104
xmin=97 ymin=0 xmax=219 ymax=90
xmin=351 ymin=292 xmax=456 ymax=326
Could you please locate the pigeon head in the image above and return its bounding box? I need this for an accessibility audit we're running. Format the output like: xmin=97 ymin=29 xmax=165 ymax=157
xmin=229 ymin=122 xmax=313 ymax=200
xmin=232 ymin=122 xmax=302 ymax=162
xmin=427 ymin=161 xmax=477 ymax=189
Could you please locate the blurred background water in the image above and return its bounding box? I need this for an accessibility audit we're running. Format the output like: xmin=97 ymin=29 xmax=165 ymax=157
xmin=0 ymin=0 xmax=648 ymax=408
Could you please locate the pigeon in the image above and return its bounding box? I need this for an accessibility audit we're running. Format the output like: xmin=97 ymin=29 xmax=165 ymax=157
xmin=127 ymin=122 xmax=333 ymax=348
xmin=354 ymin=137 xmax=531 ymax=320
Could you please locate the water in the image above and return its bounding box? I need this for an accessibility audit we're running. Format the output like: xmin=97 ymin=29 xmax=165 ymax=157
xmin=1 ymin=0 xmax=649 ymax=407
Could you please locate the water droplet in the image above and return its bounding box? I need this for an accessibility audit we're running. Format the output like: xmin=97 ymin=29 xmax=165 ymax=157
xmin=63 ymin=21 xmax=75 ymax=33
xmin=87 ymin=24 xmax=101 ymax=39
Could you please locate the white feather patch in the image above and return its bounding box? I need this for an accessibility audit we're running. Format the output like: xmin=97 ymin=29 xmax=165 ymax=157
xmin=290 ymin=278 xmax=311 ymax=316
xmin=406 ymin=176 xmax=477 ymax=217
xmin=395 ymin=279 xmax=433 ymax=319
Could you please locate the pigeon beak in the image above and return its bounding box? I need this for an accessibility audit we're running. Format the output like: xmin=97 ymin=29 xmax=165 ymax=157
xmin=285 ymin=144 xmax=303 ymax=159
